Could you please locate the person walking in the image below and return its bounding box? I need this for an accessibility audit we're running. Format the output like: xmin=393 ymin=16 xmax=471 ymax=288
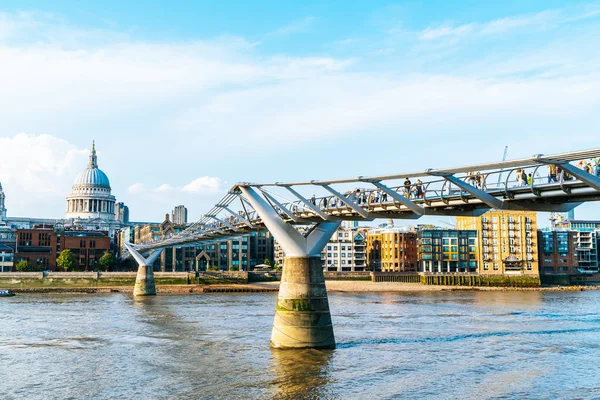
xmin=310 ymin=194 xmax=316 ymax=205
xmin=548 ymin=164 xmax=557 ymax=183
xmin=521 ymin=170 xmax=528 ymax=186
xmin=416 ymin=179 xmax=424 ymax=198
xmin=404 ymin=177 xmax=412 ymax=198
xmin=527 ymin=173 xmax=533 ymax=185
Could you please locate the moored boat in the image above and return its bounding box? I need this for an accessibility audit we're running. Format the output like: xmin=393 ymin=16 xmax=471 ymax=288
xmin=0 ymin=289 xmax=15 ymax=297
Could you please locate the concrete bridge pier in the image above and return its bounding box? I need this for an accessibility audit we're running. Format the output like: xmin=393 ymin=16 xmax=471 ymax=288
xmin=125 ymin=243 xmax=164 ymax=296
xmin=240 ymin=186 xmax=341 ymax=349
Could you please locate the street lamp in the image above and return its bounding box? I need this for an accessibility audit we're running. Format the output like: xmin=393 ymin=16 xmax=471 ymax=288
xmin=1 ymin=251 xmax=5 ymax=273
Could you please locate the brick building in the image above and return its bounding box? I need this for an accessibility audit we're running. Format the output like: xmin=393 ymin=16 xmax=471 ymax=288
xmin=367 ymin=228 xmax=417 ymax=272
xmin=15 ymin=225 xmax=58 ymax=270
xmin=62 ymin=231 xmax=111 ymax=271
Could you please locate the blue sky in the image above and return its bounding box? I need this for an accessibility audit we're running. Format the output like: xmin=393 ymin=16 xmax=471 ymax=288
xmin=0 ymin=1 xmax=599 ymax=224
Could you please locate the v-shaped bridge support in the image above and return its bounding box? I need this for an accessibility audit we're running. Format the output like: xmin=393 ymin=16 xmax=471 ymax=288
xmin=125 ymin=243 xmax=164 ymax=296
xmin=240 ymin=186 xmax=340 ymax=349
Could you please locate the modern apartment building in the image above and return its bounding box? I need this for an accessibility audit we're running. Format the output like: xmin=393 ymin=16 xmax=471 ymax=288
xmin=417 ymin=229 xmax=478 ymax=273
xmin=456 ymin=210 xmax=538 ymax=276
xmin=366 ymin=228 xmax=417 ymax=272
xmin=322 ymin=226 xmax=367 ymax=272
xmin=553 ymin=220 xmax=600 ymax=272
xmin=195 ymin=231 xmax=274 ymax=271
xmin=537 ymin=230 xmax=579 ymax=274
xmin=274 ymin=225 xmax=366 ymax=271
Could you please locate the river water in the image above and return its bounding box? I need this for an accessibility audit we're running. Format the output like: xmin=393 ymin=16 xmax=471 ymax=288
xmin=2 ymin=290 xmax=600 ymax=399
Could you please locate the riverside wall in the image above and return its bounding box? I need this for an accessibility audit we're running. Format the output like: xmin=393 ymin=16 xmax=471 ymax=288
xmin=0 ymin=271 xmax=192 ymax=288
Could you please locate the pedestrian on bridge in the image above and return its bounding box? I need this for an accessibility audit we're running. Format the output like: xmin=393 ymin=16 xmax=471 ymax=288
xmin=404 ymin=178 xmax=412 ymax=198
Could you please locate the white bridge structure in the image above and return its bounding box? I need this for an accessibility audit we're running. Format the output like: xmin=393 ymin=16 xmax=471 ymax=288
xmin=126 ymin=148 xmax=600 ymax=349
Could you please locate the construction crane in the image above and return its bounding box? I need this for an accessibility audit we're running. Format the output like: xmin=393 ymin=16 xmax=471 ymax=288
xmin=497 ymin=146 xmax=509 ymax=187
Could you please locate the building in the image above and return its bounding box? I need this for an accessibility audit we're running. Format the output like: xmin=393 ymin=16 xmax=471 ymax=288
xmin=198 ymin=232 xmax=274 ymax=271
xmin=0 ymin=243 xmax=14 ymax=272
xmin=0 ymin=182 xmax=6 ymax=221
xmin=322 ymin=226 xmax=367 ymax=272
xmin=367 ymin=227 xmax=418 ymax=272
xmin=273 ymin=226 xmax=366 ymax=272
xmin=456 ymin=210 xmax=538 ymax=276
xmin=418 ymin=229 xmax=478 ymax=273
xmin=172 ymin=205 xmax=188 ymax=225
xmin=14 ymin=225 xmax=58 ymax=270
xmin=65 ymin=142 xmax=122 ymax=239
xmin=115 ymin=202 xmax=129 ymax=224
xmin=537 ymin=230 xmax=580 ymax=274
xmin=62 ymin=231 xmax=111 ymax=271
xmin=552 ymin=219 xmax=600 ymax=272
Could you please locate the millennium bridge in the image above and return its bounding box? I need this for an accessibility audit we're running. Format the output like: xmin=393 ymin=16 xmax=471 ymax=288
xmin=125 ymin=148 xmax=600 ymax=349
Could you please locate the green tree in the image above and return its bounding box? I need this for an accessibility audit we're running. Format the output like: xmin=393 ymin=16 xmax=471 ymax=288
xmin=97 ymin=252 xmax=117 ymax=271
xmin=229 ymin=265 xmax=238 ymax=271
xmin=15 ymin=260 xmax=31 ymax=272
xmin=207 ymin=264 xmax=218 ymax=271
xmin=273 ymin=263 xmax=282 ymax=271
xmin=263 ymin=258 xmax=272 ymax=266
xmin=57 ymin=249 xmax=77 ymax=272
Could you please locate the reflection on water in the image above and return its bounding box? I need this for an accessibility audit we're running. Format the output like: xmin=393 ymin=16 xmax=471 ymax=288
xmin=270 ymin=349 xmax=333 ymax=399
xmin=2 ymin=291 xmax=600 ymax=399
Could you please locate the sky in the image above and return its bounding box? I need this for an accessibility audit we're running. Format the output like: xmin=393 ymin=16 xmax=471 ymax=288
xmin=0 ymin=1 xmax=599 ymax=225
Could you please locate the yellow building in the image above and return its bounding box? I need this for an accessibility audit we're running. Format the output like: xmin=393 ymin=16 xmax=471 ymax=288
xmin=457 ymin=210 xmax=538 ymax=276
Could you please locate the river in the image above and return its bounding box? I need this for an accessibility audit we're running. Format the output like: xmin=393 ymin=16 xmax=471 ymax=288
xmin=2 ymin=291 xmax=600 ymax=399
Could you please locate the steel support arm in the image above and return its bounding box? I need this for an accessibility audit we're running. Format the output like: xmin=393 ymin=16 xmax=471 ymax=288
xmin=259 ymin=188 xmax=299 ymax=222
xmin=553 ymin=163 xmax=600 ymax=192
xmin=240 ymin=186 xmax=340 ymax=256
xmin=125 ymin=243 xmax=163 ymax=266
xmin=429 ymin=172 xmax=505 ymax=209
xmin=281 ymin=185 xmax=332 ymax=221
xmin=223 ymin=206 xmax=254 ymax=228
xmin=209 ymin=216 xmax=241 ymax=232
xmin=199 ymin=223 xmax=226 ymax=235
xmin=367 ymin=180 xmax=425 ymax=215
xmin=317 ymin=184 xmax=369 ymax=218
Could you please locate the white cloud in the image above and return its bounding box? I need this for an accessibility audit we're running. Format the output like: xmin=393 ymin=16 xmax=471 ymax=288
xmin=127 ymin=183 xmax=145 ymax=194
xmin=154 ymin=184 xmax=174 ymax=193
xmin=182 ymin=177 xmax=225 ymax=195
xmin=0 ymin=133 xmax=87 ymax=217
xmin=420 ymin=24 xmax=475 ymax=40
xmin=419 ymin=7 xmax=597 ymax=41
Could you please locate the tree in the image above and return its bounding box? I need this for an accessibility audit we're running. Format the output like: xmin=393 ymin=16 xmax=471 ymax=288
xmin=15 ymin=260 xmax=43 ymax=272
xmin=98 ymin=252 xmax=117 ymax=271
xmin=263 ymin=258 xmax=272 ymax=266
xmin=15 ymin=260 xmax=31 ymax=272
xmin=57 ymin=249 xmax=77 ymax=272
xmin=273 ymin=263 xmax=282 ymax=271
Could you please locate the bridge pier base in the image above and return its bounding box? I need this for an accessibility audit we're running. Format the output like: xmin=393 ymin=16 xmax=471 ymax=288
xmin=125 ymin=243 xmax=163 ymax=297
xmin=271 ymin=256 xmax=335 ymax=349
xmin=133 ymin=264 xmax=156 ymax=296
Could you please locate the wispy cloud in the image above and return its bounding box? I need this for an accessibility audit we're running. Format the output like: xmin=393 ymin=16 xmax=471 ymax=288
xmin=265 ymin=16 xmax=316 ymax=38
xmin=419 ymin=6 xmax=599 ymax=40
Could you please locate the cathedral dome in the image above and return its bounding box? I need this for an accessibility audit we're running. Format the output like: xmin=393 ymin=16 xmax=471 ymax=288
xmin=66 ymin=141 xmax=116 ymax=221
xmin=73 ymin=168 xmax=110 ymax=188
xmin=71 ymin=141 xmax=111 ymax=189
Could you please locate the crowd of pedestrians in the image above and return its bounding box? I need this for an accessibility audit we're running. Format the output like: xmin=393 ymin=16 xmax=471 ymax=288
xmin=301 ymin=158 xmax=600 ymax=212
